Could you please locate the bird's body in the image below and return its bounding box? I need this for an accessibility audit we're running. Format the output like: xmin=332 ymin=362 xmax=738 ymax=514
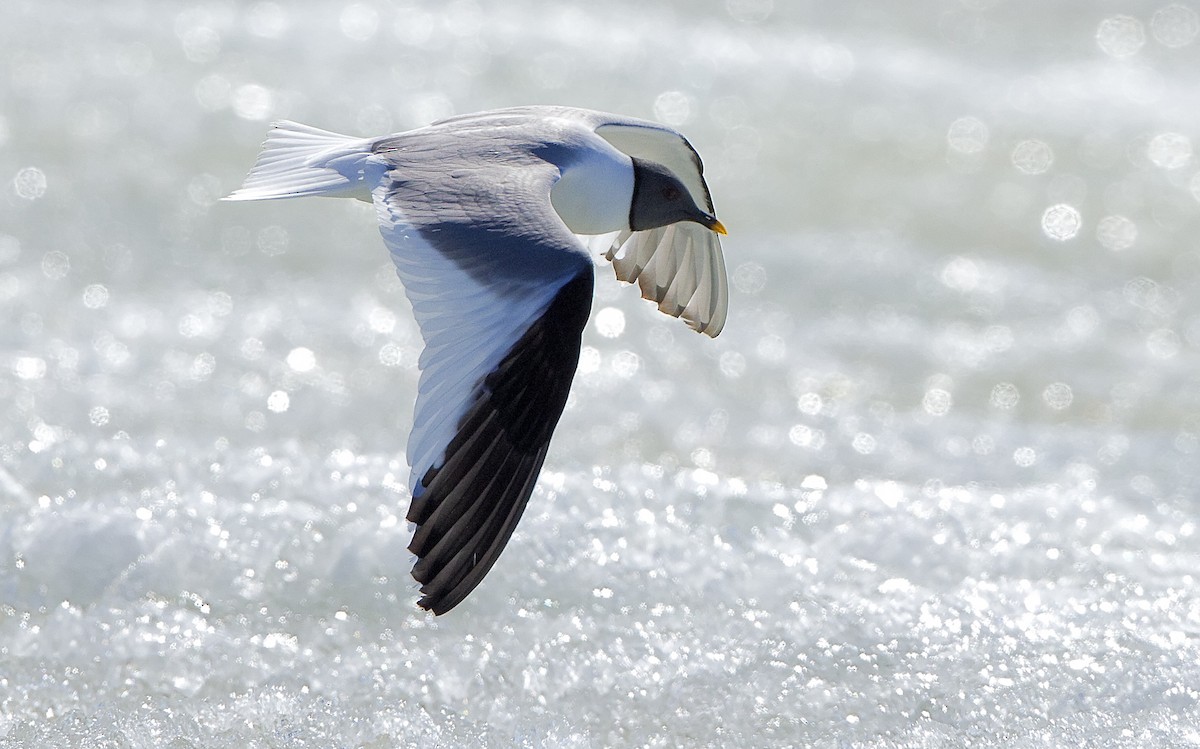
xmin=226 ymin=106 xmax=728 ymax=614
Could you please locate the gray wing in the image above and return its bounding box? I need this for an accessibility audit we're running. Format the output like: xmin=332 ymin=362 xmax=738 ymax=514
xmin=371 ymin=132 xmax=593 ymax=614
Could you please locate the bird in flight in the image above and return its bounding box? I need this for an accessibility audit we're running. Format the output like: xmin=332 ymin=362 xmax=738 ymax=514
xmin=226 ymin=106 xmax=728 ymax=614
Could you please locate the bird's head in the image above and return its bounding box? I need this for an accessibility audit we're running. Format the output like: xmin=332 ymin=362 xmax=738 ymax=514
xmin=629 ymin=158 xmax=726 ymax=235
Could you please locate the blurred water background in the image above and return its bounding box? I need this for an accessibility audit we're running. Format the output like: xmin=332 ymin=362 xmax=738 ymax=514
xmin=3 ymin=0 xmax=1200 ymax=746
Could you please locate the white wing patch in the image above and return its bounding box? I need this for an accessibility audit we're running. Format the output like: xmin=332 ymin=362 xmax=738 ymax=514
xmin=593 ymin=224 xmax=728 ymax=337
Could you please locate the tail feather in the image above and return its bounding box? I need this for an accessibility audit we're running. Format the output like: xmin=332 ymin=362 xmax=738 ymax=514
xmin=224 ymin=120 xmax=379 ymax=202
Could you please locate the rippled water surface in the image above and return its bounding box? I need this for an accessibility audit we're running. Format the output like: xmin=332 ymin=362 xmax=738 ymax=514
xmin=3 ymin=1 xmax=1200 ymax=746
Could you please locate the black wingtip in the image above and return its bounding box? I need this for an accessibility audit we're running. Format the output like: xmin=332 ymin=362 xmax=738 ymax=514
xmin=407 ymin=269 xmax=594 ymax=615
xmin=417 ymin=593 xmax=450 ymax=615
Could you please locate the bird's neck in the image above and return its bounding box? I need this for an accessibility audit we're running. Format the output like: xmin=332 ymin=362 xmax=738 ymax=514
xmin=548 ymin=142 xmax=634 ymax=235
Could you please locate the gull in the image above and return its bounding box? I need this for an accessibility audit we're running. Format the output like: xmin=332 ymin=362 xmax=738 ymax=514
xmin=226 ymin=105 xmax=728 ymax=614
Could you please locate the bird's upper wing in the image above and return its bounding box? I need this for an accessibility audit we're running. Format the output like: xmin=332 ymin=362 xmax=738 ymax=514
xmin=591 ymin=114 xmax=728 ymax=338
xmin=370 ymin=129 xmax=593 ymax=614
xmin=434 ymin=107 xmax=729 ymax=337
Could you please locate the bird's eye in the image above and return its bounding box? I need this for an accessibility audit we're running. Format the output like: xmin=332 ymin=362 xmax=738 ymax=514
xmin=662 ymin=185 xmax=681 ymax=201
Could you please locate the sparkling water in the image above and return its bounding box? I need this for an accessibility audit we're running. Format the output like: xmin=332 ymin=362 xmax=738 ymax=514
xmin=3 ymin=1 xmax=1199 ymax=746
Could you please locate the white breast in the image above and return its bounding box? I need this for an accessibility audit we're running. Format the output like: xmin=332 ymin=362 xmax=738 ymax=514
xmin=549 ymin=137 xmax=634 ymax=235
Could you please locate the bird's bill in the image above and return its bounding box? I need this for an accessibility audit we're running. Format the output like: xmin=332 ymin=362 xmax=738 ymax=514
xmin=706 ymin=216 xmax=728 ymax=235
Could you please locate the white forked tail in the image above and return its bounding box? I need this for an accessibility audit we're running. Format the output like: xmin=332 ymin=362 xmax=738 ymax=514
xmin=223 ymin=121 xmax=381 ymax=202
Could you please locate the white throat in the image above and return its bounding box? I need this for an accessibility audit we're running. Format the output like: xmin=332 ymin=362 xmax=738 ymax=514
xmin=549 ymin=142 xmax=634 ymax=235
